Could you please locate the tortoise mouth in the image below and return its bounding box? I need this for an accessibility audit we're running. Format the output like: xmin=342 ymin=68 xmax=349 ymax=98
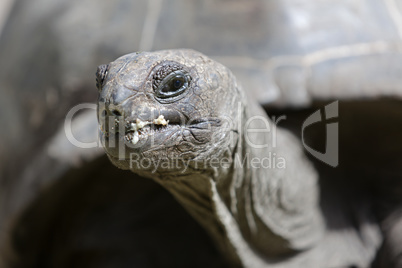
xmin=123 ymin=115 xmax=171 ymax=145
xmin=100 ymin=114 xmax=183 ymax=158
xmin=124 ymin=122 xmax=182 ymax=145
xmin=100 ymin=114 xmax=222 ymax=160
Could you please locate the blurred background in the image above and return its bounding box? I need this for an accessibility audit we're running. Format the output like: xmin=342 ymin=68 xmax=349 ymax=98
xmin=0 ymin=0 xmax=402 ymax=267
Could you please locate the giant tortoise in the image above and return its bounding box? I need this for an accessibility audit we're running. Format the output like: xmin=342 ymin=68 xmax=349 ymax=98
xmin=1 ymin=0 xmax=402 ymax=267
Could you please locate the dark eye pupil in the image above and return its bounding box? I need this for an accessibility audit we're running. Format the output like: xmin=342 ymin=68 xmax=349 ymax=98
xmin=161 ymin=76 xmax=185 ymax=93
xmin=173 ymin=78 xmax=183 ymax=89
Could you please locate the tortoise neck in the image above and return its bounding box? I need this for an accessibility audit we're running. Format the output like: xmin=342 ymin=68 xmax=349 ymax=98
xmin=152 ymin=99 xmax=324 ymax=265
xmin=154 ymin=172 xmax=242 ymax=265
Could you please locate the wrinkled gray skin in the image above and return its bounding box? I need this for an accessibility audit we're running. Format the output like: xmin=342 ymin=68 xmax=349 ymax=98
xmin=2 ymin=1 xmax=402 ymax=267
xmin=97 ymin=49 xmax=375 ymax=267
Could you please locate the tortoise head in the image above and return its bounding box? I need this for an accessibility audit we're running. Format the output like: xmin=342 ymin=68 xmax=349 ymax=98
xmin=96 ymin=49 xmax=241 ymax=177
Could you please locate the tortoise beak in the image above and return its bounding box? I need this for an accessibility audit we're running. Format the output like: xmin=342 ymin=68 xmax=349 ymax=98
xmin=98 ymin=95 xmax=188 ymax=158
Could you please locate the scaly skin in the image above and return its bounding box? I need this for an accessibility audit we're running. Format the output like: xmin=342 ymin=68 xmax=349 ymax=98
xmin=96 ymin=49 xmax=327 ymax=267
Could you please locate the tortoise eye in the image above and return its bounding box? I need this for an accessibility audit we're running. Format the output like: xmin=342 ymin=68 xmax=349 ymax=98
xmin=160 ymin=74 xmax=186 ymax=93
xmin=155 ymin=70 xmax=190 ymax=99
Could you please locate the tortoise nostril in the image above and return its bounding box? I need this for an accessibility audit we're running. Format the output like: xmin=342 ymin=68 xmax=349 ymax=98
xmin=110 ymin=109 xmax=122 ymax=117
xmin=103 ymin=105 xmax=124 ymax=118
